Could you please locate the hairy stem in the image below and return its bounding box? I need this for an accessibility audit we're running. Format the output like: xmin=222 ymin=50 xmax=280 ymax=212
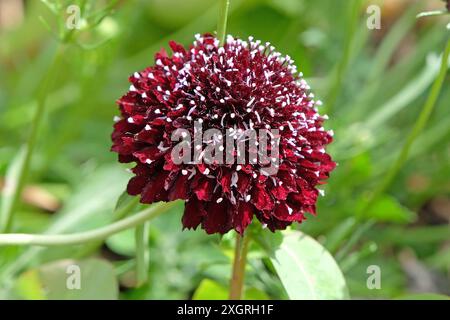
xmin=229 ymin=233 xmax=250 ymax=299
xmin=0 ymin=201 xmax=179 ymax=246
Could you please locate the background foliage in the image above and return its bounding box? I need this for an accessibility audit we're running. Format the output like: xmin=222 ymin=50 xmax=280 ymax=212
xmin=0 ymin=0 xmax=449 ymax=299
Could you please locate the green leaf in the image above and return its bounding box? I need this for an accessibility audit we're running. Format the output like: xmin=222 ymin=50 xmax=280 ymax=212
xmin=106 ymin=228 xmax=136 ymax=256
xmin=256 ymin=230 xmax=349 ymax=300
xmin=367 ymin=53 xmax=444 ymax=129
xmin=0 ymin=146 xmax=26 ymax=232
xmin=324 ymin=217 xmax=357 ymax=253
xmin=16 ymin=258 xmax=119 ymax=300
xmin=113 ymin=191 xmax=139 ymax=220
xmin=362 ymin=195 xmax=417 ymax=224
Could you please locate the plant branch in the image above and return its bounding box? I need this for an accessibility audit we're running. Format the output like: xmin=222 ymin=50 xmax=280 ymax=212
xmin=0 ymin=201 xmax=179 ymax=247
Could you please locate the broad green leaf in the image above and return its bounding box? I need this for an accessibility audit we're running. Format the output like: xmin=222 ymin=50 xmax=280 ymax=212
xmin=16 ymin=258 xmax=119 ymax=300
xmin=106 ymin=228 xmax=136 ymax=257
xmin=257 ymin=230 xmax=349 ymax=300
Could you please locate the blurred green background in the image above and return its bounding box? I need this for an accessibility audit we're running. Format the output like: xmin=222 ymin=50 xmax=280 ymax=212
xmin=0 ymin=0 xmax=449 ymax=299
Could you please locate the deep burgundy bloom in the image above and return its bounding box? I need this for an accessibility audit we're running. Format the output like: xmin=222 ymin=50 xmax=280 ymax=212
xmin=111 ymin=34 xmax=335 ymax=234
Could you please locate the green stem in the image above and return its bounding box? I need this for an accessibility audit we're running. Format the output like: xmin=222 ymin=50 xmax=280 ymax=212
xmin=217 ymin=0 xmax=230 ymax=45
xmin=135 ymin=222 xmax=150 ymax=286
xmin=0 ymin=201 xmax=179 ymax=246
xmin=229 ymin=233 xmax=250 ymax=300
xmin=0 ymin=45 xmax=63 ymax=233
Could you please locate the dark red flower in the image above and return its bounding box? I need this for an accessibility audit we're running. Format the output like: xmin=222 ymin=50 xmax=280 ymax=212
xmin=111 ymin=34 xmax=335 ymax=234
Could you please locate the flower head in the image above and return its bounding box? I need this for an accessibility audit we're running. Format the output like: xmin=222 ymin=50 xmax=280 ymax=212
xmin=111 ymin=34 xmax=335 ymax=234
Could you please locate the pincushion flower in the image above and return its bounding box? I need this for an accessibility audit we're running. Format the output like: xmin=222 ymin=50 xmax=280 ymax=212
xmin=111 ymin=34 xmax=335 ymax=235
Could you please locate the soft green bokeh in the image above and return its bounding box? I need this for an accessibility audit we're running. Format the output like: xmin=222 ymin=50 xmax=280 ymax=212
xmin=0 ymin=0 xmax=449 ymax=300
